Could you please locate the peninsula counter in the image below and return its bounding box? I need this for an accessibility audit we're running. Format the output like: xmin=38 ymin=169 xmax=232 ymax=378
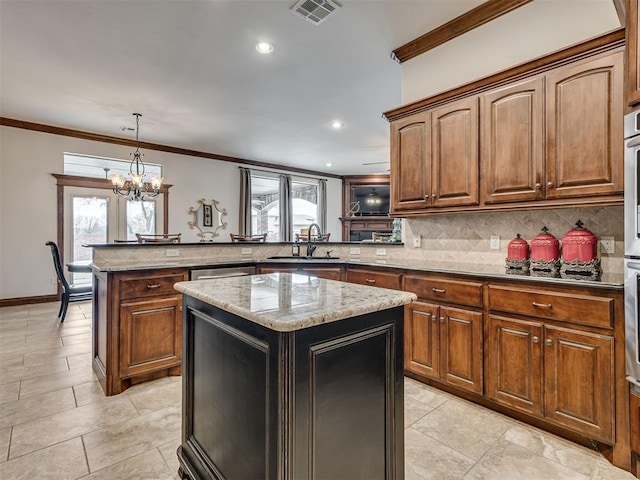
xmin=174 ymin=272 xmax=416 ymax=480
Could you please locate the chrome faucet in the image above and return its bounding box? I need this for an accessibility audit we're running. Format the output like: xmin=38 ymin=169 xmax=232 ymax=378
xmin=306 ymin=223 xmax=322 ymax=257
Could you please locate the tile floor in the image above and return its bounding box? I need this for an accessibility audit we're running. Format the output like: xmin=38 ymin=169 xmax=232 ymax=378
xmin=0 ymin=300 xmax=635 ymax=479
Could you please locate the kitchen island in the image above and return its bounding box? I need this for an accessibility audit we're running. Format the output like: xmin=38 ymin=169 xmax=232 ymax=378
xmin=174 ymin=272 xmax=416 ymax=480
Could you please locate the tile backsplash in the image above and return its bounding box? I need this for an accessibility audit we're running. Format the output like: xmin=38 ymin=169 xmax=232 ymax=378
xmin=403 ymin=206 xmax=623 ymax=274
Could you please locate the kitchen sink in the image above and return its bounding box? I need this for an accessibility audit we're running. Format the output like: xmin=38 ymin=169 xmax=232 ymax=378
xmin=266 ymin=256 xmax=340 ymax=260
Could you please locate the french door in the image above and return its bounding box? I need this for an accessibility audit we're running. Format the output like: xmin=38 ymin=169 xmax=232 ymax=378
xmin=63 ymin=187 xmax=162 ymax=284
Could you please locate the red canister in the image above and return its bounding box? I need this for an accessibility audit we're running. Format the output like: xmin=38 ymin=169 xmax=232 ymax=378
xmin=507 ymin=234 xmax=529 ymax=260
xmin=561 ymin=220 xmax=598 ymax=262
xmin=531 ymin=226 xmax=559 ymax=261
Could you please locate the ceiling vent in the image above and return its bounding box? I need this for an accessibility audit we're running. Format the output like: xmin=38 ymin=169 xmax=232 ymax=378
xmin=291 ymin=0 xmax=341 ymax=25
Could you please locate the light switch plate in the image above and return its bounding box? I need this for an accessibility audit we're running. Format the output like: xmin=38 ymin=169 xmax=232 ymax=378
xmin=600 ymin=236 xmax=615 ymax=254
xmin=376 ymin=248 xmax=386 ymax=256
xmin=413 ymin=236 xmax=421 ymax=248
xmin=166 ymin=249 xmax=180 ymax=257
xmin=490 ymin=235 xmax=500 ymax=250
xmin=241 ymin=248 xmax=252 ymax=255
xmin=350 ymin=247 xmax=361 ymax=255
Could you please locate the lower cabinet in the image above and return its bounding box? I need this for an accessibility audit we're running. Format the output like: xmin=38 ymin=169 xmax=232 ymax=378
xmin=487 ymin=285 xmax=616 ymax=444
xmin=487 ymin=315 xmax=614 ymax=442
xmin=405 ymin=301 xmax=483 ymax=394
xmin=119 ymin=295 xmax=183 ymax=378
xmin=93 ymin=268 xmax=188 ymax=395
xmin=345 ymin=267 xmax=403 ymax=290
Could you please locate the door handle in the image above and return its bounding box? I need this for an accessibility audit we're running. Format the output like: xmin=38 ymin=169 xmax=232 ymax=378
xmin=365 ymin=279 xmax=376 ymax=284
xmin=146 ymin=284 xmax=161 ymax=289
xmin=432 ymin=288 xmax=446 ymax=294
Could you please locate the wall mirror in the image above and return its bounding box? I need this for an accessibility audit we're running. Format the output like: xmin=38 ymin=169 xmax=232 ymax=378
xmin=188 ymin=199 xmax=227 ymax=241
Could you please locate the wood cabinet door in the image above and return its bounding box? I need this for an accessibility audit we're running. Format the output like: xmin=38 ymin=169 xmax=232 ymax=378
xmin=545 ymin=50 xmax=623 ymax=199
xmin=390 ymin=111 xmax=431 ymax=212
xmin=404 ymin=302 xmax=440 ymax=380
xmin=486 ymin=315 xmax=543 ymax=416
xmin=119 ymin=296 xmax=182 ymax=378
xmin=431 ymin=97 xmax=479 ymax=207
xmin=440 ymin=306 xmax=483 ymax=394
xmin=299 ymin=267 xmax=342 ymax=281
xmin=628 ymin=0 xmax=640 ymax=106
xmin=481 ymin=77 xmax=544 ymax=204
xmin=543 ymin=325 xmax=614 ymax=443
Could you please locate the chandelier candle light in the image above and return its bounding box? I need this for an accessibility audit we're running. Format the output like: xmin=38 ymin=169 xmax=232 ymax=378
xmin=110 ymin=113 xmax=163 ymax=201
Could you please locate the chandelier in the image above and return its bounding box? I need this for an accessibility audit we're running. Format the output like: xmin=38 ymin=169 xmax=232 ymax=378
xmin=110 ymin=113 xmax=163 ymax=201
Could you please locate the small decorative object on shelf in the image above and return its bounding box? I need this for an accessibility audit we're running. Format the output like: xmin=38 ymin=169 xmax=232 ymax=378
xmin=506 ymin=233 xmax=530 ymax=272
xmin=392 ymin=218 xmax=402 ymax=242
xmin=560 ymin=220 xmax=601 ymax=280
xmin=347 ymin=201 xmax=360 ymax=217
xmin=530 ymin=226 xmax=560 ymax=276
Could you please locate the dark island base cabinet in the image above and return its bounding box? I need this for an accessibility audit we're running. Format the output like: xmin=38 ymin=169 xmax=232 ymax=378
xmin=177 ymin=296 xmax=405 ymax=480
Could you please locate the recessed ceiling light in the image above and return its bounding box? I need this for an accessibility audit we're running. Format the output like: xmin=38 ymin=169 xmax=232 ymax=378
xmin=330 ymin=120 xmax=344 ymax=129
xmin=326 ymin=162 xmax=332 ymax=167
xmin=256 ymin=42 xmax=273 ymax=54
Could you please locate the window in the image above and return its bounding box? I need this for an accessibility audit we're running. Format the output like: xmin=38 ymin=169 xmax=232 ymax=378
xmin=64 ymin=152 xmax=163 ymax=180
xmin=291 ymin=179 xmax=318 ymax=238
xmin=251 ymin=175 xmax=281 ymax=241
xmin=247 ymin=171 xmax=325 ymax=242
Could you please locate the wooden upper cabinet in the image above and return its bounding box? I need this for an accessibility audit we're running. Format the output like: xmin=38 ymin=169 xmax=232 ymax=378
xmin=390 ymin=111 xmax=431 ymax=212
xmin=481 ymin=77 xmax=544 ymax=204
xmin=545 ymin=50 xmax=623 ymax=199
xmin=628 ymin=0 xmax=640 ymax=106
xmin=431 ymin=97 xmax=479 ymax=207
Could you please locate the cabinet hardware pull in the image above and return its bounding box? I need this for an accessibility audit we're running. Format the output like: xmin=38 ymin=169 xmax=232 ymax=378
xmin=532 ymin=336 xmax=539 ymax=344
xmin=179 ymin=306 xmax=183 ymax=312
xmin=439 ymin=317 xmax=445 ymax=323
xmin=365 ymin=279 xmax=376 ymax=284
xmin=535 ymin=182 xmax=541 ymax=189
xmin=547 ymin=181 xmax=554 ymax=188
xmin=146 ymin=284 xmax=161 ymax=289
xmin=431 ymin=194 xmax=436 ymax=199
xmin=432 ymin=288 xmax=446 ymax=294
xmin=431 ymin=314 xmax=437 ymax=321
xmin=545 ymin=339 xmax=553 ymax=346
xmin=532 ymin=302 xmax=552 ymax=309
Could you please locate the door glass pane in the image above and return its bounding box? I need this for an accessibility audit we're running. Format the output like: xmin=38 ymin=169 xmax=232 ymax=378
xmin=126 ymin=200 xmax=156 ymax=240
xmin=251 ymin=176 xmax=280 ymax=242
xmin=72 ymin=196 xmax=107 ymax=285
xmin=292 ymin=181 xmax=318 ymax=237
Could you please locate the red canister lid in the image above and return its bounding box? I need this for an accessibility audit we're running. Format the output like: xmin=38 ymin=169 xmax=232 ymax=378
xmin=531 ymin=226 xmax=559 ymax=261
xmin=507 ymin=234 xmax=529 ymax=260
xmin=561 ymin=220 xmax=598 ymax=262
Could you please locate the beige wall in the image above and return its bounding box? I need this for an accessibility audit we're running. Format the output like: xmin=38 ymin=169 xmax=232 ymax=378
xmin=0 ymin=125 xmax=342 ymax=300
xmin=401 ymin=1 xmax=620 ymax=105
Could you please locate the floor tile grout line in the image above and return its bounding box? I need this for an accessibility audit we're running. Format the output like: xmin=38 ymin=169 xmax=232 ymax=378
xmin=80 ymin=434 xmax=91 ymax=476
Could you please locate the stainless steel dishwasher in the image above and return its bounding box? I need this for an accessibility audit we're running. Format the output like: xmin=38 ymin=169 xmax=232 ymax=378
xmin=189 ymin=265 xmax=256 ymax=280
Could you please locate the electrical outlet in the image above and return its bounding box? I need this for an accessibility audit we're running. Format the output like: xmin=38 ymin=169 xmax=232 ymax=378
xmin=166 ymin=248 xmax=180 ymax=257
xmin=350 ymin=247 xmax=361 ymax=255
xmin=241 ymin=248 xmax=252 ymax=255
xmin=413 ymin=236 xmax=421 ymax=248
xmin=600 ymin=236 xmax=615 ymax=254
xmin=490 ymin=235 xmax=500 ymax=250
xmin=376 ymin=248 xmax=386 ymax=256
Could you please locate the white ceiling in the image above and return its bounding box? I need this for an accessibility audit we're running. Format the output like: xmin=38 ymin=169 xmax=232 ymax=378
xmin=2 ymin=0 xmax=620 ymax=178
xmin=0 ymin=0 xmax=491 ymax=176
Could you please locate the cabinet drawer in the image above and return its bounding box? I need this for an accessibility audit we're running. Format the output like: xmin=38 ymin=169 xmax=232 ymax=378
xmin=346 ymin=268 xmax=401 ymax=290
xmin=404 ymin=275 xmax=482 ymax=308
xmin=488 ymin=285 xmax=613 ymax=329
xmin=120 ymin=273 xmax=186 ymax=300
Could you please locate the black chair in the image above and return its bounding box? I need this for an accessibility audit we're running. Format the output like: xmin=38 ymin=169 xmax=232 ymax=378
xmin=46 ymin=241 xmax=92 ymax=322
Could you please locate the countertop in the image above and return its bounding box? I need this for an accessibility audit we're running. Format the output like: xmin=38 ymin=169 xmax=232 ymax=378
xmin=174 ymin=273 xmax=417 ymax=332
xmin=92 ymin=257 xmax=624 ymax=289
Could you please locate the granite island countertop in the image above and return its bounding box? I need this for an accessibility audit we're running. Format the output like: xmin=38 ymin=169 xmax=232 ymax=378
xmin=174 ymin=272 xmax=417 ymax=332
